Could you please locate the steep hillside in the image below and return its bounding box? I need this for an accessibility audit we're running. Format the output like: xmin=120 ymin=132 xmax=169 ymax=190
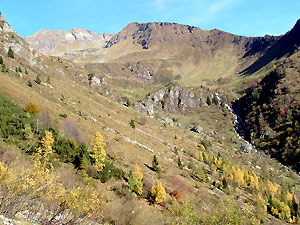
xmin=1 ymin=12 xmax=300 ymax=224
xmin=232 ymin=19 xmax=300 ymax=171
xmin=241 ymin=19 xmax=300 ymax=75
xmin=233 ymin=47 xmax=300 ymax=171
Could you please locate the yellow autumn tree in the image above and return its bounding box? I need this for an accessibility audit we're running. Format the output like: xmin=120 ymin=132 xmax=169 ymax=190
xmin=249 ymin=171 xmax=259 ymax=190
xmin=286 ymin=191 xmax=294 ymax=202
xmin=203 ymin=152 xmax=209 ymax=164
xmin=215 ymin=158 xmax=223 ymax=169
xmin=36 ymin=130 xmax=54 ymax=170
xmin=194 ymin=151 xmax=203 ymax=161
xmin=150 ymin=180 xmax=166 ymax=204
xmin=270 ymin=197 xmax=291 ymax=220
xmin=256 ymin=192 xmax=267 ymax=211
xmin=199 ymin=144 xmax=206 ymax=151
xmin=128 ymin=164 xmax=143 ymax=195
xmin=266 ymin=180 xmax=279 ymax=196
xmin=198 ymin=152 xmax=204 ymax=161
xmin=90 ymin=131 xmax=106 ymax=172
xmin=232 ymin=165 xmax=244 ymax=187
xmin=243 ymin=169 xmax=250 ymax=186
xmin=221 ymin=163 xmax=229 ymax=175
xmin=41 ymin=130 xmax=54 ymax=154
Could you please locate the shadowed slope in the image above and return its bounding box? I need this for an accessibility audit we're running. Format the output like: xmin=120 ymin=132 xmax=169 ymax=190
xmin=241 ymin=19 xmax=300 ymax=75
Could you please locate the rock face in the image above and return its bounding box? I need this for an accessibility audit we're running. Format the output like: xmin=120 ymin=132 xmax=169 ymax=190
xmin=25 ymin=28 xmax=113 ymax=57
xmin=0 ymin=12 xmax=15 ymax=33
xmin=135 ymin=85 xmax=206 ymax=115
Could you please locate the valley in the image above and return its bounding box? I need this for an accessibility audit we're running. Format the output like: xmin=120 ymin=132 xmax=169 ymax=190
xmin=0 ymin=11 xmax=300 ymax=224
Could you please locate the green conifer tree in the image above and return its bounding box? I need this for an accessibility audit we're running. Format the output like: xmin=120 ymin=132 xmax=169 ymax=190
xmin=8 ymin=47 xmax=14 ymax=58
xmin=125 ymin=98 xmax=131 ymax=107
xmin=27 ymin=80 xmax=32 ymax=87
xmin=177 ymin=157 xmax=183 ymax=169
xmin=152 ymin=155 xmax=161 ymax=173
xmin=221 ymin=177 xmax=228 ymax=189
xmin=130 ymin=119 xmax=135 ymax=129
xmin=207 ymin=96 xmax=212 ymax=106
xmin=35 ymin=75 xmax=41 ymax=84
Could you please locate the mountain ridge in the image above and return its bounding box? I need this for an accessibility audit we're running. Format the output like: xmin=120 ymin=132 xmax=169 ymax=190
xmin=24 ymin=19 xmax=300 ymax=89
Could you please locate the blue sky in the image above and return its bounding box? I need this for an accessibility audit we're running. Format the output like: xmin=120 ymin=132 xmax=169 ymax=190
xmin=1 ymin=0 xmax=300 ymax=37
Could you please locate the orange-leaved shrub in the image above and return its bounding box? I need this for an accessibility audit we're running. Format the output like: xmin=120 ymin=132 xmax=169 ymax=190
xmin=25 ymin=102 xmax=40 ymax=115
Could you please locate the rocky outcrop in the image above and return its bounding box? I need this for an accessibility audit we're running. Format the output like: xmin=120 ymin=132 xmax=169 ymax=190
xmin=125 ymin=62 xmax=153 ymax=81
xmin=83 ymin=61 xmax=153 ymax=84
xmin=0 ymin=12 xmax=15 ymax=33
xmin=135 ymin=85 xmax=207 ymax=115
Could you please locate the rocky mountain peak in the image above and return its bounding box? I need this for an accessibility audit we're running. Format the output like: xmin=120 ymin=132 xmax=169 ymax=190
xmin=0 ymin=12 xmax=15 ymax=33
xmin=105 ymin=22 xmax=201 ymax=48
xmin=25 ymin=28 xmax=114 ymax=55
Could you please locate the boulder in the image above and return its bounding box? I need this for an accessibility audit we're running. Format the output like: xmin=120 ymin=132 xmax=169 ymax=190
xmin=190 ymin=126 xmax=203 ymax=134
xmin=162 ymin=117 xmax=174 ymax=126
xmin=240 ymin=144 xmax=252 ymax=154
